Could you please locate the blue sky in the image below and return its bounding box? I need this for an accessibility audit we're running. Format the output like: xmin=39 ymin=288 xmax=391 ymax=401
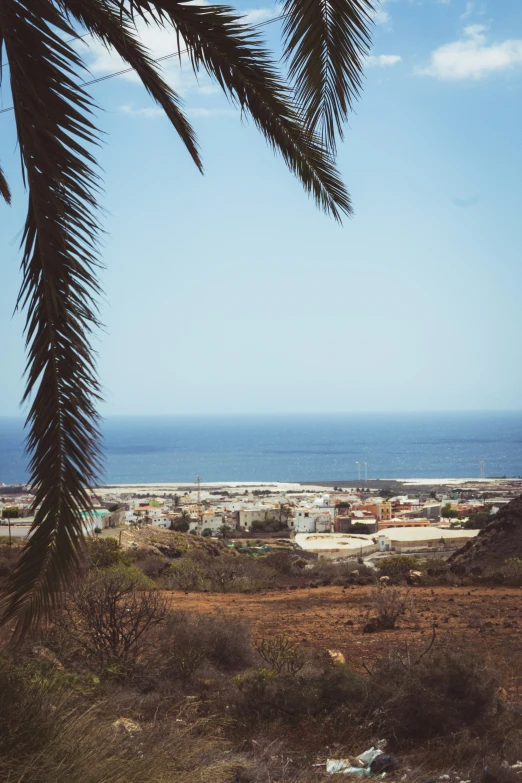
xmin=1 ymin=0 xmax=522 ymax=416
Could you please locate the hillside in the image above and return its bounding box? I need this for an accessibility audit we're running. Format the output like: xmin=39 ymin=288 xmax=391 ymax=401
xmin=118 ymin=527 xmax=230 ymax=559
xmin=448 ymin=494 xmax=522 ymax=572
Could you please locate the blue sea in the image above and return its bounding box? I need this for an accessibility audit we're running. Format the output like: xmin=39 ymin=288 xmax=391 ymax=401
xmin=0 ymin=412 xmax=521 ymax=485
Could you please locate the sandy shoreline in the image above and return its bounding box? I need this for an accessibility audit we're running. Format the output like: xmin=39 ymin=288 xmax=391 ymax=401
xmin=93 ymin=477 xmax=522 ymax=495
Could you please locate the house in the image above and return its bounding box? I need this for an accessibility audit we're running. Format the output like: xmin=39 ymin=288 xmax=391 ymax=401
xmin=238 ymin=505 xmax=289 ymax=531
xmin=292 ymin=508 xmax=333 ymax=533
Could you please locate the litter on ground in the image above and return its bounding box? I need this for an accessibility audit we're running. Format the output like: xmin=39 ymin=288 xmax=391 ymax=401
xmin=326 ymin=746 xmax=399 ymax=776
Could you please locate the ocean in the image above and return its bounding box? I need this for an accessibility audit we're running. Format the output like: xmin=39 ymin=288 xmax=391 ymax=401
xmin=1 ymin=412 xmax=521 ymax=485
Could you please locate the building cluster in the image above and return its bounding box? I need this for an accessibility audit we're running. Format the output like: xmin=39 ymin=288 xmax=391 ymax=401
xmin=0 ymin=482 xmax=514 ymax=549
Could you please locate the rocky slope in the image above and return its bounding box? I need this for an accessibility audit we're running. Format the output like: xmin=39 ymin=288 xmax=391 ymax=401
xmin=448 ymin=494 xmax=522 ymax=572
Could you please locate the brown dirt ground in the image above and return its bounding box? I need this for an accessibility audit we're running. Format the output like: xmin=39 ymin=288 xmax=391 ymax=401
xmin=165 ymin=585 xmax=522 ymax=697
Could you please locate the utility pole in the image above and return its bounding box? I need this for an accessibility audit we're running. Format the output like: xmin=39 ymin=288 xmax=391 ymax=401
xmin=479 ymin=460 xmax=485 ymax=479
xmin=356 ymin=461 xmax=361 ymax=481
xmin=364 ymin=462 xmax=368 ymax=481
xmin=196 ymin=475 xmax=203 ymax=528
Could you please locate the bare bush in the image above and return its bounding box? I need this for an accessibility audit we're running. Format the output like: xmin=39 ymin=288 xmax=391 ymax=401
xmin=254 ymin=633 xmax=305 ymax=676
xmin=58 ymin=566 xmax=167 ymax=672
xmin=162 ymin=558 xmax=207 ymax=591
xmin=364 ymin=586 xmax=416 ymax=632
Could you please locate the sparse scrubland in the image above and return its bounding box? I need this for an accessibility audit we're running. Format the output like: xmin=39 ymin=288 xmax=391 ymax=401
xmin=2 ymin=531 xmax=522 ymax=782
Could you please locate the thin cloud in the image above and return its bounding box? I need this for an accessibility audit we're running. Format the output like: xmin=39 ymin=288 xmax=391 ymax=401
xmin=367 ymin=54 xmax=402 ymax=68
xmin=416 ymin=25 xmax=522 ymax=80
xmin=460 ymin=1 xmax=473 ymax=20
xmin=119 ymin=104 xmax=237 ymax=119
xmin=452 ymin=194 xmax=482 ymax=208
xmin=81 ymin=6 xmax=279 ymax=97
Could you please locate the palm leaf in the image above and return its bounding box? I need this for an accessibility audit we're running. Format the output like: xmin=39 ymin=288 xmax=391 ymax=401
xmin=118 ymin=0 xmax=351 ymax=219
xmin=0 ymin=164 xmax=11 ymax=204
xmin=282 ymin=0 xmax=374 ymax=151
xmin=0 ymin=0 xmax=102 ymax=639
xmin=60 ymin=0 xmax=202 ymax=171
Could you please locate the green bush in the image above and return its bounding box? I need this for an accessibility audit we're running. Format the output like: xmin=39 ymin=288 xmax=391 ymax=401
xmin=233 ymin=664 xmax=366 ymax=723
xmin=86 ymin=537 xmax=125 ymax=569
xmin=367 ymin=648 xmax=498 ymax=744
xmin=158 ymin=611 xmax=254 ymax=682
xmin=171 ymin=518 xmax=190 ymax=532
xmin=376 ymin=555 xmax=421 ymax=576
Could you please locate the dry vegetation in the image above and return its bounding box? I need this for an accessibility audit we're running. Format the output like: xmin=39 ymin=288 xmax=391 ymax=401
xmin=2 ymin=536 xmax=522 ymax=783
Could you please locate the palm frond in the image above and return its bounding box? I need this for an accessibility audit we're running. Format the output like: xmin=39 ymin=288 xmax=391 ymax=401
xmin=282 ymin=0 xmax=374 ymax=151
xmin=118 ymin=0 xmax=351 ymax=219
xmin=0 ymin=164 xmax=11 ymax=204
xmin=0 ymin=0 xmax=102 ymax=639
xmin=59 ymin=0 xmax=202 ymax=171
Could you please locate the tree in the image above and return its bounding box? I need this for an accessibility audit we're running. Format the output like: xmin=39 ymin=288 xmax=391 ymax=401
xmin=0 ymin=0 xmax=373 ymax=636
xmin=171 ymin=517 xmax=190 ymax=533
xmin=464 ymin=511 xmax=493 ymax=530
xmin=170 ymin=508 xmax=192 ymax=532
xmin=350 ymin=522 xmax=371 ymax=534
xmin=217 ymin=524 xmax=235 ymax=540
xmin=441 ymin=503 xmax=459 ymax=519
xmin=1 ymin=508 xmax=19 ymax=520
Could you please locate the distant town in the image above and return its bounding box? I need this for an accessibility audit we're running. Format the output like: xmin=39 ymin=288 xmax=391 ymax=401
xmin=2 ymin=476 xmax=522 ymax=560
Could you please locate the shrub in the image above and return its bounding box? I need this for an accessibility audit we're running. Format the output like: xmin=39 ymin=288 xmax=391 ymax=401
xmin=376 ymin=555 xmax=421 ymax=576
xmin=367 ymin=647 xmax=498 ymax=744
xmin=233 ymin=663 xmax=366 ymax=724
xmin=158 ymin=611 xmax=253 ymax=682
xmin=86 ymin=537 xmax=125 ymax=569
xmin=58 ymin=566 xmax=166 ymax=672
xmin=217 ymin=524 xmax=235 ymax=539
xmin=501 ymin=558 xmax=522 ymax=586
xmin=132 ymin=550 xmax=169 ymax=579
xmin=0 ymin=544 xmax=20 ymax=581
xmin=263 ymin=550 xmax=294 ymax=574
xmin=251 ymin=518 xmax=288 ymax=533
xmin=254 ymin=633 xmax=305 ymax=676
xmin=0 ymin=659 xmax=246 ymax=783
xmin=0 ymin=658 xmax=61 ymax=758
xmin=364 ymin=586 xmax=416 ymax=633
xmin=162 ymin=558 xmax=206 ymax=591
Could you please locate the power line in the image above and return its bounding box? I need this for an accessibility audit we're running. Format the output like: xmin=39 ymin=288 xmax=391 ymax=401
xmin=0 ymin=30 xmax=92 ymax=69
xmin=0 ymin=14 xmax=285 ymax=116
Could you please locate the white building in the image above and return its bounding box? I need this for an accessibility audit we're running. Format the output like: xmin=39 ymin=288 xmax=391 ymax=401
xmin=293 ymin=508 xmax=333 ymax=533
xmin=238 ymin=505 xmax=289 ymax=531
xmin=377 ymin=526 xmax=480 ymax=553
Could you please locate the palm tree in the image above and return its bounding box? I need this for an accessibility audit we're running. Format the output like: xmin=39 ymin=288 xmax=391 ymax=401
xmin=0 ymin=0 xmax=373 ymax=637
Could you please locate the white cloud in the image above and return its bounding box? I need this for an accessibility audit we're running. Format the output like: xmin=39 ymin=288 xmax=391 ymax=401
xmin=416 ymin=25 xmax=522 ymax=80
xmin=242 ymin=6 xmax=281 ymax=24
xmin=366 ymin=54 xmax=402 ymax=67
